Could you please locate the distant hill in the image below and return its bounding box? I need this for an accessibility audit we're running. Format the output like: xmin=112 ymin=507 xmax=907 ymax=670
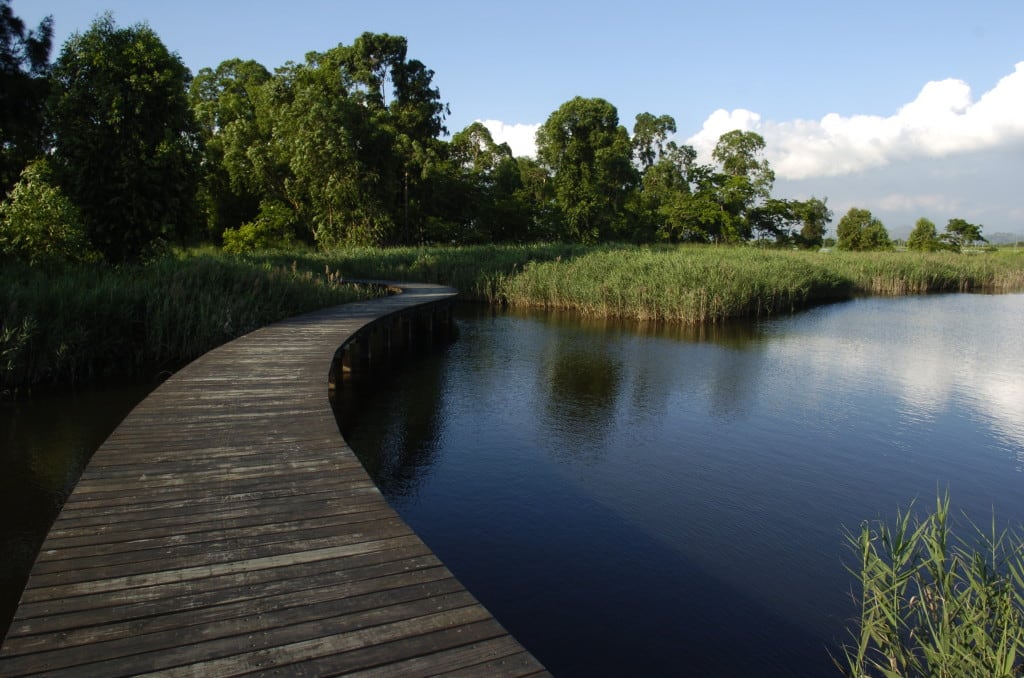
xmin=987 ymin=232 xmax=1024 ymax=245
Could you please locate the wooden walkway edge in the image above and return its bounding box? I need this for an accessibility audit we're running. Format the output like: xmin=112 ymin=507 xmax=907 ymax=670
xmin=0 ymin=282 xmax=548 ymax=677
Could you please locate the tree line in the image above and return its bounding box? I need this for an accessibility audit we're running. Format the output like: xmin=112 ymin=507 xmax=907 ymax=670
xmin=0 ymin=5 xmax=985 ymax=265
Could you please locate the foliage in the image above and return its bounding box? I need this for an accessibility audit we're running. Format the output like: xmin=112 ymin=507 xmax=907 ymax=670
xmin=190 ymin=33 xmax=449 ymax=248
xmin=794 ymin=197 xmax=832 ymax=249
xmin=840 ymin=494 xmax=1024 ymax=677
xmin=0 ymin=252 xmax=378 ymax=392
xmin=632 ymin=112 xmax=677 ymax=170
xmin=943 ymin=218 xmax=986 ymax=252
xmin=48 ymin=15 xmax=201 ymax=263
xmin=446 ymin=122 xmax=533 ymax=242
xmin=188 ymin=58 xmax=272 ymax=240
xmin=536 ymin=96 xmax=638 ymax=242
xmin=0 ymin=159 xmax=96 ymax=266
xmin=221 ymin=200 xmax=297 ymax=253
xmin=907 ymin=217 xmax=942 ymax=252
xmin=836 ymin=208 xmax=892 ymax=251
xmin=180 ymin=32 xmax=839 ymax=251
xmin=712 ymin=130 xmax=775 ymax=198
xmin=0 ymin=0 xmax=52 ymax=193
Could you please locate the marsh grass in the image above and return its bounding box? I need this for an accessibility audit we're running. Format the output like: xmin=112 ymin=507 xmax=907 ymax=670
xmin=251 ymin=242 xmax=589 ymax=300
xmin=0 ymin=251 xmax=377 ymax=393
xmin=265 ymin=245 xmax=1024 ymax=325
xmin=841 ymin=494 xmax=1024 ymax=677
xmin=5 ymin=243 xmax=1023 ymax=391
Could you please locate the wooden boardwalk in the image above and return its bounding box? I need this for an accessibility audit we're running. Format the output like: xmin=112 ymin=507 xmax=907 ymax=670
xmin=0 ymin=283 xmax=547 ymax=677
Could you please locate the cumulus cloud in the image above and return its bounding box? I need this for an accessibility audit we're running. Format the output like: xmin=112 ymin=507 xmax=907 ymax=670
xmin=477 ymin=120 xmax=541 ymax=158
xmin=687 ymin=62 xmax=1024 ymax=180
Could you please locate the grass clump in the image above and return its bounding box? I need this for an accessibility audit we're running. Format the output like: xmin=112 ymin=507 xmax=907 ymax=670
xmin=0 ymin=251 xmax=378 ymax=393
xmin=494 ymin=245 xmax=852 ymax=323
xmin=840 ymin=493 xmax=1024 ymax=677
xmin=6 ymin=242 xmax=1024 ymax=391
xmin=297 ymin=243 xmax=1024 ymax=325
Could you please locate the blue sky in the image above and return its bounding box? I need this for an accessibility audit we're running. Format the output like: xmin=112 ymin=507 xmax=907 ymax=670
xmin=19 ymin=1 xmax=1024 ymax=237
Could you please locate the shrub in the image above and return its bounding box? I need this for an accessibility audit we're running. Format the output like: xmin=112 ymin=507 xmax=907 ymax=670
xmin=222 ymin=200 xmax=297 ymax=253
xmin=0 ymin=160 xmax=97 ymax=267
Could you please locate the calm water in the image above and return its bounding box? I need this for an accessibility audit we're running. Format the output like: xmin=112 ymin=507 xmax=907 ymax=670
xmin=0 ymin=383 xmax=152 ymax=642
xmin=336 ymin=294 xmax=1024 ymax=677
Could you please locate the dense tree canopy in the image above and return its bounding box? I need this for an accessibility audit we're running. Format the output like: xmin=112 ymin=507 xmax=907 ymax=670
xmin=0 ymin=0 xmax=53 ymax=193
xmin=0 ymin=15 xmax=854 ymax=261
xmin=188 ymin=58 xmax=272 ymax=239
xmin=48 ymin=15 xmax=200 ymax=262
xmin=536 ymin=96 xmax=637 ymax=242
xmin=836 ymin=208 xmax=892 ymax=251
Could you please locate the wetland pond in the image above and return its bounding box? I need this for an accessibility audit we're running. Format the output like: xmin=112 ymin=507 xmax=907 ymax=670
xmin=335 ymin=293 xmax=1024 ymax=677
xmin=2 ymin=293 xmax=1022 ymax=676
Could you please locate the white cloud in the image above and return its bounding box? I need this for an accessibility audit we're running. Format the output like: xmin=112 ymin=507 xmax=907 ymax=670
xmin=687 ymin=62 xmax=1024 ymax=180
xmin=686 ymin=108 xmax=763 ymax=155
xmin=477 ymin=120 xmax=541 ymax=158
xmin=877 ymin=193 xmax=960 ymax=214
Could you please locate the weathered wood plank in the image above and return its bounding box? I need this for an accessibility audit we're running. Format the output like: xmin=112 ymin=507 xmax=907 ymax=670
xmin=0 ymin=283 xmax=547 ymax=675
xmin=11 ymin=546 xmax=440 ymax=628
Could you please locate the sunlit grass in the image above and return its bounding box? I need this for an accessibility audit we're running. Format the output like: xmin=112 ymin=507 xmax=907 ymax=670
xmin=308 ymin=243 xmax=1024 ymax=324
xmin=5 ymin=243 xmax=1023 ymax=391
xmin=840 ymin=493 xmax=1024 ymax=677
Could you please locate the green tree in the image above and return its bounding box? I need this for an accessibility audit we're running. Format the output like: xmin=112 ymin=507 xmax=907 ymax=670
xmin=341 ymin=32 xmax=448 ymax=245
xmin=188 ymin=58 xmax=272 ymax=241
xmin=260 ymin=33 xmax=448 ymax=247
xmin=748 ymin=198 xmax=798 ymax=243
xmin=746 ymin=197 xmax=832 ymax=247
xmin=536 ymin=96 xmax=637 ymax=242
xmin=0 ymin=159 xmax=96 ymax=266
xmin=704 ymin=130 xmax=777 ymax=243
xmin=712 ymin=130 xmax=775 ymax=199
xmin=447 ymin=122 xmax=531 ymax=242
xmin=836 ymin=207 xmax=892 ymax=251
xmin=513 ymin=156 xmax=556 ymax=240
xmin=943 ymin=217 xmax=986 ymax=251
xmin=49 ymin=15 xmax=201 ymax=263
xmin=0 ymin=0 xmax=53 ymax=193
xmin=907 ymin=217 xmax=941 ymax=251
xmin=632 ymin=112 xmax=676 ymax=170
xmin=636 ymin=141 xmax=696 ymax=242
xmin=793 ymin=197 xmax=832 ymax=249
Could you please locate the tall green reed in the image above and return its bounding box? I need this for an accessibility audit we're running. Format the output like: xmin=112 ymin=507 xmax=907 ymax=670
xmin=0 ymin=252 xmax=377 ymax=393
xmin=840 ymin=493 xmax=1024 ymax=677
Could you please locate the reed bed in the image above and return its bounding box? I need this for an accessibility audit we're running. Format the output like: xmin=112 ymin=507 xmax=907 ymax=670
xmin=493 ymin=246 xmax=852 ymax=323
xmin=825 ymin=250 xmax=1024 ymax=296
xmin=5 ymin=243 xmax=1022 ymax=391
xmin=0 ymin=252 xmax=377 ymax=392
xmin=309 ymin=244 xmax=1024 ymax=324
xmin=254 ymin=243 xmax=587 ymax=300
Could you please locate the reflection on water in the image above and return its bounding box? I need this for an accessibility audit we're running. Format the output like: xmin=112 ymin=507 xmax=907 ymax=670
xmin=0 ymin=383 xmax=152 ymax=642
xmin=337 ymin=295 xmax=1024 ymax=677
xmin=333 ymin=352 xmax=449 ymax=498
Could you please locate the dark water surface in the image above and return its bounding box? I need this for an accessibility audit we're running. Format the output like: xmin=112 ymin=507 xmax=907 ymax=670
xmin=336 ymin=294 xmax=1024 ymax=677
xmin=0 ymin=383 xmax=152 ymax=642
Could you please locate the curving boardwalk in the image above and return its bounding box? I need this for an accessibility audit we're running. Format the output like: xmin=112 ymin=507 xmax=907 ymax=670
xmin=0 ymin=283 xmax=547 ymax=677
